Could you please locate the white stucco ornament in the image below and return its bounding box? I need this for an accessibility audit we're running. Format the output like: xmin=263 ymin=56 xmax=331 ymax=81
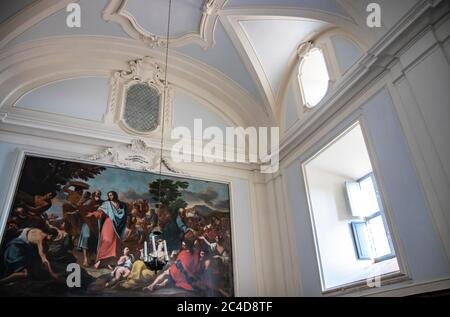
xmin=86 ymin=138 xmax=178 ymax=173
xmin=102 ymin=0 xmax=227 ymax=49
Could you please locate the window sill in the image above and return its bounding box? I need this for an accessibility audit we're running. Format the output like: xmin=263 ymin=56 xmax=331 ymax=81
xmin=373 ymin=254 xmax=396 ymax=263
xmin=321 ymin=271 xmax=408 ymax=297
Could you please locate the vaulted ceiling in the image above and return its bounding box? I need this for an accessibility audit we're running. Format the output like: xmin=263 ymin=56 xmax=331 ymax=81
xmin=0 ymin=0 xmax=412 ymax=129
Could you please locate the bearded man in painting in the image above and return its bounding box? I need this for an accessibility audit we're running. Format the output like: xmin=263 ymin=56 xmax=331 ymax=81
xmin=87 ymin=191 xmax=128 ymax=269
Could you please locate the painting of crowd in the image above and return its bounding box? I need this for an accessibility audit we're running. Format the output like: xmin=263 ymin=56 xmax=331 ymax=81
xmin=0 ymin=155 xmax=233 ymax=296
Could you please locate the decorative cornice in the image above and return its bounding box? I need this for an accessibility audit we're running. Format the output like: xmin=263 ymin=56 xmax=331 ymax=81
xmin=102 ymin=0 xmax=226 ymax=49
xmin=85 ymin=138 xmax=179 ymax=173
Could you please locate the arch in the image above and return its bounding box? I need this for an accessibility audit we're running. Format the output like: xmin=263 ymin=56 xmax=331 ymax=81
xmin=0 ymin=0 xmax=75 ymax=49
xmin=15 ymin=76 xmax=109 ymax=122
xmin=220 ymin=7 xmax=375 ymax=123
xmin=0 ymin=36 xmax=267 ymax=129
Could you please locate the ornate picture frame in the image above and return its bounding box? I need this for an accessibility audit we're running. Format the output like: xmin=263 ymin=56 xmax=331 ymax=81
xmin=0 ymin=150 xmax=234 ymax=297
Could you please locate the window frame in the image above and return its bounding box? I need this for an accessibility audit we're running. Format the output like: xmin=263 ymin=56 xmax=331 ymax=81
xmin=297 ymin=47 xmax=330 ymax=109
xmin=351 ymin=220 xmax=371 ymax=260
xmin=350 ymin=172 xmax=396 ymax=262
xmin=301 ymin=118 xmax=407 ymax=294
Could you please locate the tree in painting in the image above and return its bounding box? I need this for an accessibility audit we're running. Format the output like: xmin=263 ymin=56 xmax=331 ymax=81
xmin=18 ymin=156 xmax=105 ymax=196
xmin=149 ymin=178 xmax=189 ymax=211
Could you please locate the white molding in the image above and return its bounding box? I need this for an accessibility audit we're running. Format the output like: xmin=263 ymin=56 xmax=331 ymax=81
xmin=278 ymin=170 xmax=303 ymax=296
xmin=102 ymin=0 xmax=226 ymax=49
xmin=0 ymin=0 xmax=78 ymax=49
xmin=278 ymin=62 xmax=299 ymax=134
xmin=0 ymin=113 xmax=259 ymax=172
xmin=384 ymin=16 xmax=450 ymax=263
xmin=218 ymin=13 xmax=274 ymax=121
xmin=357 ymin=114 xmax=411 ymax=280
xmin=0 ymin=36 xmax=270 ymax=146
xmin=273 ymin=174 xmax=301 ymax=295
xmin=85 ymin=138 xmax=179 ymax=173
xmin=0 ymin=130 xmax=259 ymax=176
xmin=0 ymin=37 xmax=267 ymax=125
xmin=246 ymin=173 xmax=270 ymax=296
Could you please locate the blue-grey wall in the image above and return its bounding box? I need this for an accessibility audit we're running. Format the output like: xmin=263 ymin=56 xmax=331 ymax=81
xmin=332 ymin=36 xmax=363 ymax=74
xmin=284 ymin=88 xmax=449 ymax=295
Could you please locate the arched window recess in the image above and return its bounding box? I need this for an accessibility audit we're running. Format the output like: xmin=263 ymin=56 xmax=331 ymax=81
xmin=297 ymin=42 xmax=331 ymax=109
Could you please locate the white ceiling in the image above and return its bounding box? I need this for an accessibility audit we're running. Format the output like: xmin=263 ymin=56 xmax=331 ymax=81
xmin=175 ymin=21 xmax=263 ymax=101
xmin=7 ymin=0 xmax=263 ymax=103
xmin=306 ymin=124 xmax=373 ymax=180
xmin=0 ymin=0 xmax=383 ymax=123
xmin=240 ymin=18 xmax=329 ymax=95
xmin=173 ymin=89 xmax=230 ymax=132
xmin=225 ymin=0 xmax=349 ymax=17
xmin=125 ymin=0 xmax=203 ymax=38
xmin=9 ymin=0 xmax=129 ymax=45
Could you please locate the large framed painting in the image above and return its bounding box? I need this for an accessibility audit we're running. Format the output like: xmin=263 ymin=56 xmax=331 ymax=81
xmin=0 ymin=152 xmax=234 ymax=297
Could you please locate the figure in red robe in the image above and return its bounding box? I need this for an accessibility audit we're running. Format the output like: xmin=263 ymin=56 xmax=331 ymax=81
xmin=87 ymin=191 xmax=127 ymax=269
xmin=144 ymin=239 xmax=200 ymax=292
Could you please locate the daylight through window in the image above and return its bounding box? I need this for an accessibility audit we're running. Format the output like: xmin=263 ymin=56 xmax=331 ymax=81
xmin=303 ymin=123 xmax=400 ymax=291
xmin=298 ymin=48 xmax=329 ymax=108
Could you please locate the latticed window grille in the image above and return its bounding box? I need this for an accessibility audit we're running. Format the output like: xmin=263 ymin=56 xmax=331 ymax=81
xmin=124 ymin=83 xmax=160 ymax=132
